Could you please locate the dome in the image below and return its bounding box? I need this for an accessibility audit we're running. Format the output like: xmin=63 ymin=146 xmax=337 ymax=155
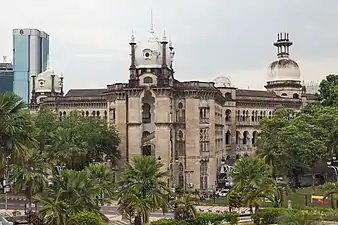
xmin=213 ymin=76 xmax=232 ymax=87
xmin=35 ymin=68 xmax=62 ymax=93
xmin=267 ymin=58 xmax=300 ymax=82
xmin=134 ymin=35 xmax=173 ymax=69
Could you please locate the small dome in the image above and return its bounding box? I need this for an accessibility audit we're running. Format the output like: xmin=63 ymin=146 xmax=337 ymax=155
xmin=267 ymin=58 xmax=300 ymax=82
xmin=35 ymin=69 xmax=62 ymax=93
xmin=213 ymin=76 xmax=232 ymax=87
xmin=134 ymin=36 xmax=172 ymax=69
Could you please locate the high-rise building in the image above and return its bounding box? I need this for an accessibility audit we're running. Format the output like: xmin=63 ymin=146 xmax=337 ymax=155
xmin=13 ymin=28 xmax=49 ymax=103
xmin=0 ymin=56 xmax=14 ymax=92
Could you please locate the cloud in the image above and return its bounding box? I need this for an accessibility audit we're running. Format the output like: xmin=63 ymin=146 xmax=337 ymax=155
xmin=0 ymin=0 xmax=337 ymax=92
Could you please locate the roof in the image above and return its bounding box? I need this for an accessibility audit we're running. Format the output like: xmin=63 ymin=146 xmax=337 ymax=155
xmin=65 ymin=88 xmax=106 ymax=97
xmin=303 ymin=93 xmax=318 ymax=100
xmin=236 ymin=89 xmax=277 ymax=98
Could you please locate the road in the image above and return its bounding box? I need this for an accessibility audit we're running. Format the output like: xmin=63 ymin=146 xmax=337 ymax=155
xmin=0 ymin=198 xmax=251 ymax=221
xmin=0 ymin=198 xmax=173 ymax=218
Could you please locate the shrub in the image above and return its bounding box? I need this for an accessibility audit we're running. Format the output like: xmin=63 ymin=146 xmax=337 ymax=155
xmin=223 ymin=212 xmax=240 ymax=225
xmin=150 ymin=219 xmax=186 ymax=225
xmin=252 ymin=208 xmax=288 ymax=225
xmin=278 ymin=210 xmax=321 ymax=225
xmin=69 ymin=212 xmax=108 ymax=225
xmin=196 ymin=213 xmax=226 ymax=224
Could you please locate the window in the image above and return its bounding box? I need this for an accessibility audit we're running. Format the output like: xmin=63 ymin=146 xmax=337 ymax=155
xmin=200 ymin=142 xmax=209 ymax=152
xmin=224 ymin=92 xmax=232 ymax=100
xmin=293 ymin=93 xmax=299 ymax=99
xmin=225 ymin=109 xmax=231 ymax=121
xmin=38 ymin=79 xmax=45 ymax=87
xmin=143 ymin=77 xmax=153 ymax=84
xmin=199 ymin=107 xmax=210 ymax=123
xmin=178 ymin=163 xmax=184 ymax=186
xmin=281 ymin=93 xmax=287 ymax=97
xmin=200 ymin=162 xmax=208 ymax=190
xmin=225 ymin=130 xmax=231 ymax=145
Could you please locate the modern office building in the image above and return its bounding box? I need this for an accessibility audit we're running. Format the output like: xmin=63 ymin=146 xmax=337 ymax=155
xmin=0 ymin=56 xmax=14 ymax=92
xmin=13 ymin=28 xmax=49 ymax=103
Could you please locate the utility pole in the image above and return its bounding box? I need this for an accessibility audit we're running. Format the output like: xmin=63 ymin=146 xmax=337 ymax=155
xmin=4 ymin=155 xmax=11 ymax=214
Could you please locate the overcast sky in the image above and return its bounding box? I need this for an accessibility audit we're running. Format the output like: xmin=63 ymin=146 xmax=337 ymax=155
xmin=1 ymin=0 xmax=338 ymax=91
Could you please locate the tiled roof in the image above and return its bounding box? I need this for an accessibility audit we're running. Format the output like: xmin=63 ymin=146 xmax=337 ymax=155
xmin=236 ymin=89 xmax=277 ymax=98
xmin=65 ymin=89 xmax=106 ymax=97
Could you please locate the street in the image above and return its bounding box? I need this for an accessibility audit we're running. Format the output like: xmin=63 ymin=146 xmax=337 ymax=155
xmin=0 ymin=198 xmax=173 ymax=218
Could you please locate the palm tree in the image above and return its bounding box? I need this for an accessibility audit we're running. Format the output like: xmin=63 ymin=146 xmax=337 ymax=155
xmin=85 ymin=163 xmax=116 ymax=205
xmin=229 ymin=156 xmax=277 ymax=212
xmin=172 ymin=194 xmax=199 ymax=220
xmin=118 ymin=156 xmax=169 ymax=225
xmin=10 ymin=150 xmax=49 ymax=204
xmin=37 ymin=189 xmax=68 ymax=225
xmin=0 ymin=92 xmax=35 ymax=163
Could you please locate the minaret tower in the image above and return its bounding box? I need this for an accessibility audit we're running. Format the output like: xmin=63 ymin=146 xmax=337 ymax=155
xmin=265 ymin=32 xmax=302 ymax=99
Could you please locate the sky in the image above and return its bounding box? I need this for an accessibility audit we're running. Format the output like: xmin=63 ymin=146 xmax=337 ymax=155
xmin=1 ymin=0 xmax=338 ymax=91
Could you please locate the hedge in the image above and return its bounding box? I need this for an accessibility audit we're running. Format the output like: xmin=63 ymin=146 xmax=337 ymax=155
xmin=252 ymin=207 xmax=338 ymax=225
xmin=150 ymin=212 xmax=240 ymax=225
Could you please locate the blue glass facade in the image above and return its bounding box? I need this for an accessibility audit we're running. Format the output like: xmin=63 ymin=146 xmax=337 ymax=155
xmin=41 ymin=37 xmax=49 ymax=72
xmin=13 ymin=29 xmax=49 ymax=104
xmin=13 ymin=35 xmax=30 ymax=103
xmin=0 ymin=64 xmax=14 ymax=92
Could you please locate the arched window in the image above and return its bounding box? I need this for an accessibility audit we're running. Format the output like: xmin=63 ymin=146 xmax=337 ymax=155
xmin=225 ymin=109 xmax=231 ymax=121
xmin=143 ymin=77 xmax=153 ymax=84
xmin=178 ymin=163 xmax=184 ymax=186
xmin=224 ymin=92 xmax=232 ymax=100
xmin=225 ymin=130 xmax=231 ymax=145
xmin=293 ymin=93 xmax=299 ymax=99
xmin=281 ymin=93 xmax=287 ymax=97
xmin=243 ymin=131 xmax=249 ymax=145
xmin=268 ymin=111 xmax=272 ymax=119
xmin=252 ymin=131 xmax=258 ymax=145
xmin=142 ymin=103 xmax=151 ymax=123
xmin=200 ymin=162 xmax=208 ymax=190
xmin=236 ymin=131 xmax=240 ymax=144
xmin=251 ymin=111 xmax=255 ymax=122
xmin=96 ymin=111 xmax=100 ymax=117
xmin=85 ymin=111 xmax=89 ymax=117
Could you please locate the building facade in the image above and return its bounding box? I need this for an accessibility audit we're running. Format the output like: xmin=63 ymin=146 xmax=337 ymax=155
xmin=13 ymin=28 xmax=49 ymax=103
xmin=29 ymin=28 xmax=317 ymax=191
xmin=0 ymin=57 xmax=14 ymax=92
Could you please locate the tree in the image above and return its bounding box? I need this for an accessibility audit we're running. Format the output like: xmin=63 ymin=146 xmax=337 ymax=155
xmin=279 ymin=112 xmax=329 ymax=188
xmin=172 ymin=194 xmax=199 ymax=220
xmin=10 ymin=150 xmax=49 ymax=204
xmin=34 ymin=109 xmax=120 ymax=170
xmin=278 ymin=210 xmax=321 ymax=225
xmin=118 ymin=156 xmax=169 ymax=225
xmin=0 ymin=92 xmax=35 ymax=163
xmin=229 ymin=156 xmax=277 ymax=212
xmin=318 ymin=74 xmax=338 ymax=106
xmin=256 ymin=107 xmax=293 ymax=179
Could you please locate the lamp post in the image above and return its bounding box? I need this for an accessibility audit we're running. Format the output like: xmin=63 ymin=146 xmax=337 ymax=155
xmin=3 ymin=155 xmax=11 ymax=214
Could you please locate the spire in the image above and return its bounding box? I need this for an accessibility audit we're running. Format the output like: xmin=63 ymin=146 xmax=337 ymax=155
xmin=273 ymin=32 xmax=293 ymax=58
xmin=150 ymin=9 xmax=154 ymax=34
xmin=130 ymin=30 xmax=135 ymax=43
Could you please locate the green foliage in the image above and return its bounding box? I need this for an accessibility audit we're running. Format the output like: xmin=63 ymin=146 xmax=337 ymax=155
xmin=150 ymin=212 xmax=240 ymax=225
xmin=118 ymin=156 xmax=169 ymax=224
xmin=226 ymin=190 xmax=243 ymax=209
xmin=318 ymin=74 xmax=338 ymax=106
xmin=34 ymin=109 xmax=120 ymax=170
xmin=69 ymin=212 xmax=108 ymax=225
xmin=252 ymin=208 xmax=288 ymax=225
xmin=277 ymin=210 xmax=321 ymax=225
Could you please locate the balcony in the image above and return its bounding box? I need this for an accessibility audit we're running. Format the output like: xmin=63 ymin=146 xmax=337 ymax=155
xmin=236 ymin=120 xmax=260 ymax=127
xmin=200 ymin=151 xmax=210 ymax=158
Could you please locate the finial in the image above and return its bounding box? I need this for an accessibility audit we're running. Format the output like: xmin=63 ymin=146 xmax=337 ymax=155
xmin=169 ymin=38 xmax=173 ymax=48
xmin=131 ymin=30 xmax=135 ymax=43
xmin=61 ymin=72 xmax=63 ymax=78
xmin=150 ymin=9 xmax=154 ymax=34
xmin=163 ymin=30 xmax=166 ymax=41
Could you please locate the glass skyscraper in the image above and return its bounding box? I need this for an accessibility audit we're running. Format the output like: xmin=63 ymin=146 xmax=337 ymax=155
xmin=13 ymin=29 xmax=49 ymax=103
xmin=0 ymin=61 xmax=14 ymax=92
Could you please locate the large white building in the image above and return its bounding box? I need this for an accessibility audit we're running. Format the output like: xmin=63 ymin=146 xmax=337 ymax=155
xmin=29 ymin=26 xmax=317 ymax=191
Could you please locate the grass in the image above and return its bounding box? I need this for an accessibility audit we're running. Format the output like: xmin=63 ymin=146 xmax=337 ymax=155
xmin=203 ymin=186 xmax=333 ymax=209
